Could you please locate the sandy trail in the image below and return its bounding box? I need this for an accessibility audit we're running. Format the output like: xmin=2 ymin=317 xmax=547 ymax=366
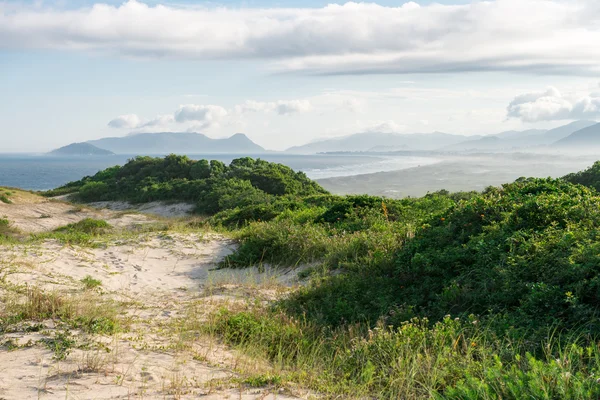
xmin=0 ymin=190 xmax=304 ymax=399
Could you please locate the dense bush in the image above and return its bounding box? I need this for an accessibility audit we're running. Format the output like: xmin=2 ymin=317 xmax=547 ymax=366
xmin=393 ymin=178 xmax=600 ymax=335
xmin=46 ymin=155 xmax=327 ymax=214
xmin=563 ymin=160 xmax=600 ymax=192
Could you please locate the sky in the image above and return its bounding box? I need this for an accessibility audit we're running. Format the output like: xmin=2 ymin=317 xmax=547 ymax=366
xmin=1 ymin=0 xmax=600 ymax=152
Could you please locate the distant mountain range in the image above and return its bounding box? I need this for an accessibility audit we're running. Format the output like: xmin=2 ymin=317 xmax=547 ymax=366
xmin=286 ymin=132 xmax=471 ymax=153
xmin=76 ymin=132 xmax=265 ymax=155
xmin=554 ymin=123 xmax=600 ymax=148
xmin=51 ymin=120 xmax=600 ymax=157
xmin=286 ymin=121 xmax=598 ymax=154
xmin=49 ymin=142 xmax=115 ymax=156
xmin=445 ymin=121 xmax=597 ymax=152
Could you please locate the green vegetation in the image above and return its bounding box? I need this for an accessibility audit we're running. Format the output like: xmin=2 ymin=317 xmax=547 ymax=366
xmin=81 ymin=275 xmax=102 ymax=290
xmin=210 ymin=307 xmax=600 ymax=399
xmin=1 ymin=286 xmax=124 ymax=335
xmin=564 ymin=160 xmax=600 ymax=191
xmin=45 ymin=155 xmax=326 ymax=214
xmin=34 ymin=218 xmax=112 ymax=245
xmin=39 ymin=156 xmax=600 ymax=398
xmin=0 ymin=189 xmax=13 ymax=204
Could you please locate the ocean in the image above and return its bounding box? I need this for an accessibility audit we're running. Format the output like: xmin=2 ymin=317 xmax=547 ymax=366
xmin=0 ymin=153 xmax=439 ymax=191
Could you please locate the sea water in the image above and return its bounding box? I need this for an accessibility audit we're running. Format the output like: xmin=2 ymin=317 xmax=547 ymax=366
xmin=0 ymin=153 xmax=439 ymax=191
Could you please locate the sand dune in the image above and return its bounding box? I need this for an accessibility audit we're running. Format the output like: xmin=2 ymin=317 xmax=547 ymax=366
xmin=0 ymin=189 xmax=304 ymax=399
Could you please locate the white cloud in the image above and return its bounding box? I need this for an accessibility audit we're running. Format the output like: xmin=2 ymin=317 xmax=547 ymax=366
xmin=364 ymin=120 xmax=406 ymax=134
xmin=109 ymin=98 xmax=311 ymax=132
xmin=507 ymin=86 xmax=600 ymax=122
xmin=173 ymin=104 xmax=228 ymax=129
xmin=275 ymin=100 xmax=312 ymax=115
xmin=233 ymin=99 xmax=312 ymax=115
xmin=142 ymin=114 xmax=175 ymax=127
xmin=2 ymin=0 xmax=600 ymax=75
xmin=107 ymin=114 xmax=141 ymax=129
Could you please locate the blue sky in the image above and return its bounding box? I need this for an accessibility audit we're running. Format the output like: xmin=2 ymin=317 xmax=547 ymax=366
xmin=1 ymin=0 xmax=600 ymax=151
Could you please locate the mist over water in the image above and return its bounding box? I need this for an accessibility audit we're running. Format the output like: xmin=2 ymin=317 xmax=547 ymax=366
xmin=303 ymin=156 xmax=440 ymax=179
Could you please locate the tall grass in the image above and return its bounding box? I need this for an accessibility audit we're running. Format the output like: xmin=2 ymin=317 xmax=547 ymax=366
xmin=207 ymin=306 xmax=600 ymax=399
xmin=1 ymin=286 xmax=125 ymax=334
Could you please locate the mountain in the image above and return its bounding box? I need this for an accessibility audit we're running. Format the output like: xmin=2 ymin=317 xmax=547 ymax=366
xmin=554 ymin=123 xmax=600 ymax=149
xmin=443 ymin=121 xmax=597 ymax=152
xmin=49 ymin=142 xmax=115 ymax=156
xmin=286 ymin=132 xmax=470 ymax=153
xmin=444 ymin=136 xmax=507 ymax=152
xmin=87 ymin=132 xmax=265 ymax=155
xmin=543 ymin=120 xmax=597 ymax=143
xmin=491 ymin=129 xmax=547 ymax=140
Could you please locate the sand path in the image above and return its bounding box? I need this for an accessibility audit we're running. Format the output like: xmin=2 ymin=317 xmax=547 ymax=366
xmin=0 ymin=190 xmax=304 ymax=399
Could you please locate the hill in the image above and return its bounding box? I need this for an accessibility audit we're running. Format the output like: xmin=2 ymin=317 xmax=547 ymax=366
xmin=49 ymin=142 xmax=114 ymax=156
xmin=543 ymin=120 xmax=597 ymax=142
xmin=45 ymin=155 xmax=327 ymax=215
xmin=290 ymin=122 xmax=596 ymax=154
xmin=286 ymin=131 xmax=470 ymax=153
xmin=445 ymin=121 xmax=596 ymax=152
xmin=32 ymin=156 xmax=600 ymax=398
xmin=87 ymin=132 xmax=265 ymax=154
xmin=554 ymin=122 xmax=600 ymax=149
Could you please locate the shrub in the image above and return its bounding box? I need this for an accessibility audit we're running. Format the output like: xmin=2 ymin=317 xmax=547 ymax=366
xmin=393 ymin=178 xmax=600 ymax=336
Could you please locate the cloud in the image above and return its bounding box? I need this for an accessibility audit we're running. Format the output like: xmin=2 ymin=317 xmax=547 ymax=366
xmin=275 ymin=100 xmax=312 ymax=115
xmin=108 ymin=113 xmax=174 ymax=129
xmin=3 ymin=0 xmax=600 ymax=75
xmin=108 ymin=98 xmax=311 ymax=132
xmin=364 ymin=120 xmax=406 ymax=134
xmin=144 ymin=114 xmax=175 ymax=127
xmin=507 ymin=87 xmax=600 ymax=122
xmin=233 ymin=99 xmax=312 ymax=115
xmin=173 ymin=104 xmax=228 ymax=130
xmin=107 ymin=114 xmax=141 ymax=129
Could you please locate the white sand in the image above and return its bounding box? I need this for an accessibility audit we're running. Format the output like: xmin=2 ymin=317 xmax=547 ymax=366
xmin=0 ymin=190 xmax=306 ymax=399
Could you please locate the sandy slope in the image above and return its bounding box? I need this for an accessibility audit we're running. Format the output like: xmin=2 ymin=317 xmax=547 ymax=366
xmin=0 ymin=189 xmax=304 ymax=400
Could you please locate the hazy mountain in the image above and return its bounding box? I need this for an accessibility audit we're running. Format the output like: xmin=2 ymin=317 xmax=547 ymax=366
xmin=543 ymin=120 xmax=597 ymax=142
xmin=443 ymin=121 xmax=597 ymax=152
xmin=491 ymin=129 xmax=547 ymax=140
xmin=554 ymin=123 xmax=600 ymax=149
xmin=87 ymin=132 xmax=265 ymax=154
xmin=368 ymin=144 xmax=411 ymax=152
xmin=444 ymin=136 xmax=507 ymax=152
xmin=49 ymin=142 xmax=115 ymax=156
xmin=286 ymin=132 xmax=470 ymax=153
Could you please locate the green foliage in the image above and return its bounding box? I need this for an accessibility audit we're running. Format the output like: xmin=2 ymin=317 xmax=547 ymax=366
xmin=0 ymin=218 xmax=19 ymax=243
xmin=243 ymin=373 xmax=283 ymax=388
xmin=392 ymin=178 xmax=600 ymax=337
xmin=0 ymin=194 xmax=12 ymax=204
xmin=48 ymin=155 xmax=327 ymax=215
xmin=81 ymin=275 xmax=102 ymax=290
xmin=55 ymin=218 xmax=110 ymax=234
xmin=41 ymin=331 xmax=76 ymax=361
xmin=209 ymin=308 xmax=600 ymax=399
xmin=35 ymin=218 xmax=111 ymax=245
xmin=563 ymin=160 xmax=600 ymax=192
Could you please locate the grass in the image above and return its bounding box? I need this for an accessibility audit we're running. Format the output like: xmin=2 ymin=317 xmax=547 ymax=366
xmin=0 ymin=217 xmax=21 ymax=244
xmin=33 ymin=218 xmax=112 ymax=246
xmin=41 ymin=331 xmax=76 ymax=361
xmin=0 ymin=285 xmax=126 ymax=335
xmin=203 ymin=305 xmax=600 ymax=399
xmin=81 ymin=275 xmax=102 ymax=290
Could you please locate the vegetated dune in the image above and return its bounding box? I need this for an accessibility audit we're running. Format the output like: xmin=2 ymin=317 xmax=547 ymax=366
xmin=0 ymin=189 xmax=152 ymax=233
xmin=10 ymin=155 xmax=600 ymax=398
xmin=0 ymin=189 xmax=305 ymax=399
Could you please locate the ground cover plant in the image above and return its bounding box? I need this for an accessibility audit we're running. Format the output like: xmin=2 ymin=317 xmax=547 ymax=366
xmin=42 ymin=156 xmax=600 ymax=398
